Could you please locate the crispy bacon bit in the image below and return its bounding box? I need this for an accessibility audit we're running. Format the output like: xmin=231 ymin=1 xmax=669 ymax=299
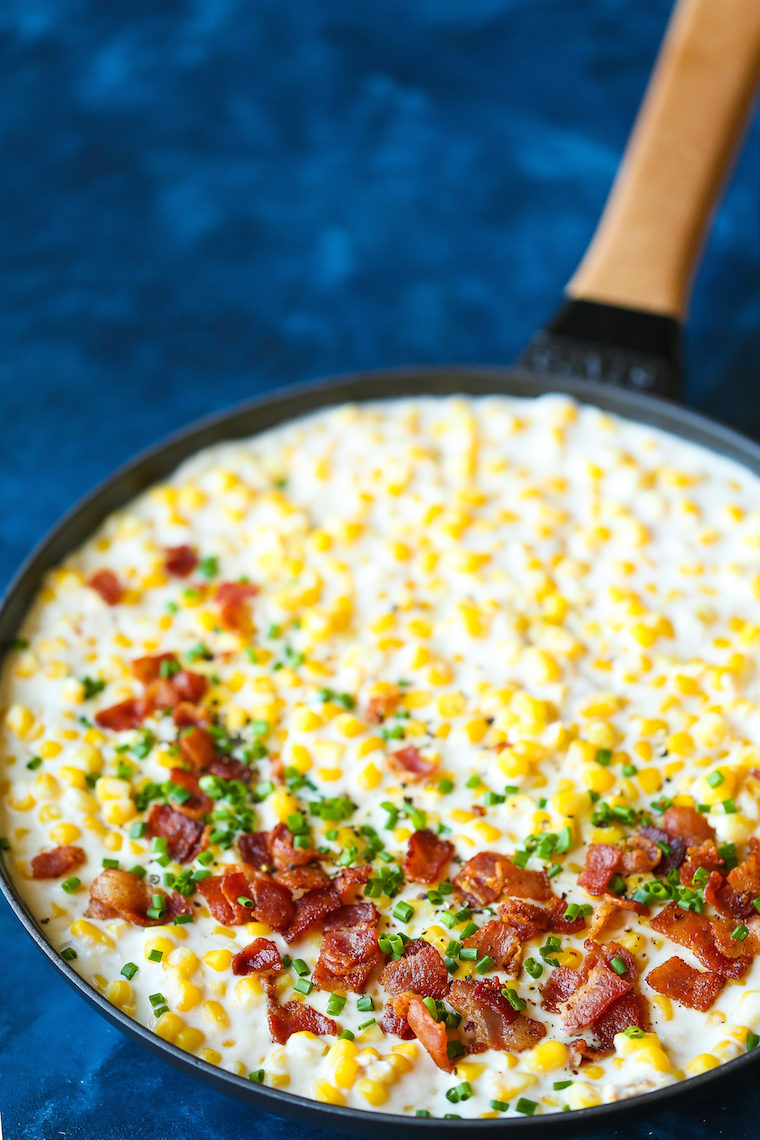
xmin=206 ymin=756 xmax=252 ymax=783
xmin=267 ymin=999 xmax=337 ymax=1045
xmin=640 ymin=825 xmax=686 ymax=875
xmin=238 ymin=831 xmax=273 ymax=870
xmin=334 ymin=865 xmax=372 ymax=901
xmin=392 ymin=993 xmax=453 ymax=1071
xmin=679 ymin=840 xmax=724 ymax=888
xmin=593 ymin=992 xmax=649 ymax=1047
xmin=132 ymin=653 xmax=178 ymax=684
xmin=87 ymin=569 xmax=124 ymax=605
xmin=164 ymin=545 xmax=198 ymax=578
xmin=559 ymin=962 xmax=631 ymax=1032
xmin=497 ymin=898 xmax=551 ymax=942
xmin=713 ymin=843 xmax=760 ymax=920
xmin=226 ymin=870 xmax=293 ymax=932
xmin=646 ymin=956 xmax=725 ymax=1012
xmin=568 ymin=1038 xmax=599 ymax=1070
xmin=379 ymin=1000 xmax=414 ymax=1039
xmin=462 ymin=920 xmax=521 ymax=974
xmin=285 ymin=884 xmax=341 ymax=943
xmin=270 ymin=822 xmax=320 ymax=869
xmin=650 ymin=902 xmax=750 ymax=978
xmin=94 ymin=698 xmax=147 ymax=731
xmin=546 ymin=895 xmax=589 ymax=935
xmin=146 ymin=803 xmax=204 ymax=863
xmin=215 ymin=581 xmax=259 ymax=634
xmin=365 ymin=685 xmax=401 ymax=724
xmin=711 ymin=916 xmax=760 ymax=958
xmin=620 ymin=835 xmax=661 ymax=875
xmin=31 ymin=845 xmax=86 ymax=880
xmin=577 ymin=844 xmax=622 ymax=896
xmin=379 ymin=939 xmax=450 ymax=999
xmin=167 ymin=767 xmax=212 ymax=819
xmin=325 ymin=902 xmax=378 ymax=929
xmin=661 ymin=804 xmax=715 ymax=847
xmin=541 ymin=966 xmax=582 ymax=1013
xmin=86 ymin=868 xmax=190 ymax=926
xmin=586 ymin=897 xmax=646 ymax=941
xmin=389 ymin=745 xmax=436 ymax=781
xmin=448 ymin=978 xmax=545 ymax=1053
xmin=313 ymin=918 xmax=381 ymax=993
xmin=232 ymin=938 xmax=283 ymax=976
xmin=150 ymin=669 xmax=207 ymax=710
xmin=179 ymin=726 xmax=218 ymax=768
xmin=455 ymin=851 xmax=551 ymax=907
xmin=172 ymin=701 xmax=208 ymax=728
xmin=275 ymin=864 xmax=330 ymax=891
xmin=198 ymin=874 xmax=248 ymax=926
xmin=403 ymin=829 xmax=454 ymax=885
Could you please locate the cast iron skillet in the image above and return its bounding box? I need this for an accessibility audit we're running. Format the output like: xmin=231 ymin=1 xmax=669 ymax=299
xmin=3 ymin=1 xmax=760 ymax=1135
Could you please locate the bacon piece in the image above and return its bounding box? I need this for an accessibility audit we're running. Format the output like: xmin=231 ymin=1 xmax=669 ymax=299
xmin=179 ymin=726 xmax=218 ymax=768
xmin=679 ymin=839 xmax=724 ymax=888
xmin=389 ymin=745 xmax=436 ymax=781
xmin=716 ymin=843 xmax=760 ymax=920
xmin=711 ymin=915 xmax=760 ymax=958
xmin=541 ymin=967 xmax=582 ymax=1012
xmin=455 ymin=852 xmax=551 ymax=907
xmin=270 ymin=822 xmax=320 ymax=869
xmin=86 ymin=868 xmax=190 ymax=926
xmin=324 ymin=902 xmax=378 ymax=929
xmin=379 ymin=939 xmax=450 ymax=999
xmin=164 ymin=545 xmax=198 ymax=578
xmin=173 ymin=701 xmax=208 ymax=728
xmin=198 ymin=874 xmax=248 ymax=925
xmin=149 ymin=670 xmax=207 ymax=710
xmin=568 ymin=1038 xmax=599 ymax=1070
xmin=620 ymin=835 xmax=661 ymax=875
xmin=586 ymin=897 xmax=646 ymax=941
xmin=206 ymin=756 xmax=252 ymax=783
xmin=497 ymin=898 xmax=551 ymax=942
xmin=87 ymin=569 xmax=124 ymax=605
xmin=132 ymin=653 xmax=178 ymax=684
xmin=267 ymin=999 xmax=337 ymax=1045
xmin=650 ymin=902 xmax=750 ymax=978
xmin=238 ymin=831 xmax=273 ymax=870
xmin=232 ymin=938 xmax=283 ymax=976
xmin=167 ymin=767 xmax=212 ymax=819
xmin=223 ymin=870 xmax=293 ymax=932
xmin=215 ymin=581 xmax=259 ymax=634
xmin=462 ymin=921 xmax=521 ymax=974
xmin=379 ymin=1000 xmax=414 ymax=1039
xmin=334 ymin=865 xmax=372 ymax=901
xmin=285 ymin=884 xmax=341 ymax=943
xmin=448 ymin=978 xmax=545 ymax=1053
xmin=275 ymin=864 xmax=330 ymax=891
xmin=31 ymin=845 xmax=85 ymax=879
xmin=646 ymin=956 xmax=725 ymax=1012
xmin=147 ymin=803 xmax=204 ymax=863
xmin=661 ymin=805 xmax=715 ymax=847
xmin=313 ymin=923 xmax=381 ymax=993
xmin=403 ymin=829 xmax=454 ymax=885
xmin=546 ymin=895 xmax=588 ymax=935
xmin=559 ymin=962 xmax=631 ymax=1032
xmin=392 ymin=994 xmax=453 ymax=1071
xmin=94 ymin=698 xmax=147 ymax=731
xmin=640 ymin=825 xmax=686 ymax=875
xmin=577 ymin=844 xmax=622 ymax=896
xmin=365 ymin=685 xmax=401 ymax=724
xmin=593 ymin=992 xmax=649 ymax=1047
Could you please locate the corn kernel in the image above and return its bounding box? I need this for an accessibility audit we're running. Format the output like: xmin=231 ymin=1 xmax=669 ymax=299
xmin=357 ymin=1079 xmax=388 ymax=1107
xmin=687 ymin=1054 xmax=720 ymax=1075
xmin=204 ymin=949 xmax=232 ymax=972
xmin=104 ymin=979 xmax=132 ymax=1008
xmin=50 ymin=822 xmax=81 ymax=844
xmin=313 ymin=1080 xmax=345 ymax=1105
xmin=175 ymin=979 xmax=203 ymax=1012
xmin=154 ymin=1012 xmax=184 ymax=1043
xmin=201 ymin=1000 xmax=229 ymax=1030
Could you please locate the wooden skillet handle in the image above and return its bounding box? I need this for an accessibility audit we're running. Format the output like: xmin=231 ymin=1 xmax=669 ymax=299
xmin=568 ymin=0 xmax=760 ymax=319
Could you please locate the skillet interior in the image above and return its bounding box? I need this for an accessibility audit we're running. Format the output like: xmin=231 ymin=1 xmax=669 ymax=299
xmin=3 ymin=364 xmax=760 ymax=1137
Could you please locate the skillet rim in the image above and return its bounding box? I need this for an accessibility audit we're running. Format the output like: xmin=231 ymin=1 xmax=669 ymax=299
xmin=2 ymin=363 xmax=760 ymax=1137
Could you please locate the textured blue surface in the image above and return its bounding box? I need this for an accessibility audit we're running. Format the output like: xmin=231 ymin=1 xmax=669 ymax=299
xmin=2 ymin=1 xmax=760 ymax=1137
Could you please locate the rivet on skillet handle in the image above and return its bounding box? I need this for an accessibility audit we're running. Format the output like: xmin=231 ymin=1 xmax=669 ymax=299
xmin=520 ymin=0 xmax=760 ymax=402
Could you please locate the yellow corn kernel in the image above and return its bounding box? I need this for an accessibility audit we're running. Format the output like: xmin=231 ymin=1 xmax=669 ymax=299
xmin=293 ymin=707 xmax=322 ymax=732
xmin=436 ymin=693 xmax=466 ymax=718
xmin=204 ymin=949 xmax=232 ymax=972
xmin=567 ymin=740 xmax=597 ymax=766
xmin=5 ymin=703 xmax=34 ymax=738
xmin=104 ymin=979 xmax=132 ymax=1008
xmin=392 ymin=1041 xmax=418 ymax=1063
xmin=50 ymin=822 xmax=81 ymax=845
xmin=199 ymin=1048 xmax=222 ymax=1065
xmin=687 ymin=1054 xmax=720 ymax=1075
xmin=145 ymin=936 xmax=174 ymax=962
xmin=473 ymin=821 xmax=501 ymax=843
xmin=168 ymin=947 xmax=199 ymax=978
xmin=288 ymin=744 xmax=312 ymax=774
xmin=454 ymin=1060 xmax=484 ymax=1081
xmin=175 ymin=1026 xmax=205 ymax=1054
xmin=313 ymin=1080 xmax=345 ymax=1106
xmin=175 ymin=979 xmax=203 ymax=1012
xmin=70 ymin=919 xmax=115 ymax=949
xmin=95 ymin=776 xmax=131 ymax=802
xmin=334 ymin=713 xmax=365 ymax=738
xmin=233 ymin=976 xmax=263 ymax=1008
xmin=666 ymin=731 xmax=695 ymax=758
xmin=58 ymin=765 xmax=87 ymax=790
xmin=155 ymin=1012 xmax=184 ymax=1043
xmin=463 ymin=718 xmax=488 ymax=744
xmin=450 ymin=808 xmax=477 ymax=824
xmin=327 ymin=1039 xmax=359 ymax=1064
xmin=38 ymin=740 xmax=62 ymax=760
xmin=637 ymin=768 xmax=662 ymax=794
xmin=357 ymin=1079 xmax=388 ymax=1107
xmin=269 ymin=786 xmax=299 ymax=822
xmin=567 ymin=1083 xmax=602 ymax=1109
xmin=579 ymin=692 xmax=623 ymax=719
xmin=201 ymin=1000 xmax=229 ymax=1030
xmin=356 ymin=737 xmax=383 ymax=758
xmin=333 ymin=1056 xmax=359 ymax=1088
xmin=102 ymin=799 xmax=136 ymax=826
xmin=357 ymin=762 xmax=382 ymax=791
xmin=651 ymin=994 xmax=673 ymax=1020
xmin=553 ymin=789 xmax=588 ymax=818
xmin=582 ymin=764 xmax=617 ymax=795
xmin=555 ymin=948 xmax=583 ymax=969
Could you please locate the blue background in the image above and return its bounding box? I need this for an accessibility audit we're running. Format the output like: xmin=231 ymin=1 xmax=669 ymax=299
xmin=2 ymin=1 xmax=760 ymax=1137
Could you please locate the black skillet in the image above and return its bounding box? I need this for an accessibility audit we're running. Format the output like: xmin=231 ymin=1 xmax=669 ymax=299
xmin=3 ymin=0 xmax=760 ymax=1135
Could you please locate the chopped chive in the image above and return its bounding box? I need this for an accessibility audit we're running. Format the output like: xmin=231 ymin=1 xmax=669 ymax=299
xmin=338 ymin=1029 xmax=354 ymax=1041
xmin=392 ymin=901 xmax=414 ymax=923
xmin=357 ymin=1017 xmax=376 ymax=1030
xmin=459 ymin=947 xmax=478 ymax=961
xmin=502 ymin=987 xmax=527 ymax=1012
xmin=747 ymin=1032 xmax=760 ymax=1052
xmin=524 ymin=956 xmax=543 ymax=979
xmin=610 ymin=956 xmax=628 ymax=975
xmin=291 ymin=958 xmax=310 ymax=977
xmin=61 ymin=877 xmax=80 ymax=894
xmin=61 ymin=947 xmax=77 ymax=962
xmin=515 ymin=1097 xmax=538 ymax=1116
xmin=293 ymin=977 xmax=313 ymax=995
xmin=248 ymin=1069 xmax=265 ymax=1083
xmin=356 ymin=995 xmax=375 ymax=1012
xmin=26 ymin=756 xmax=42 ymax=771
xmin=553 ymin=1079 xmax=572 ymax=1091
xmin=236 ymin=896 xmax=255 ymax=909
xmin=596 ymin=748 xmax=612 ymax=766
xmin=326 ymin=994 xmax=346 ymax=1015
xmin=706 ymin=770 xmax=725 ymax=788
xmin=129 ymin=821 xmax=147 ymax=839
xmin=447 ymin=1040 xmax=466 ymax=1059
xmin=459 ymin=921 xmax=478 ymax=939
xmin=731 ymin=924 xmax=749 ymax=942
xmin=723 ymin=798 xmax=737 ymax=814
xmin=173 ymin=913 xmax=193 ymax=925
xmin=437 ymin=777 xmax=455 ymax=794
xmin=490 ymin=1099 xmax=509 ymax=1112
xmin=148 ymin=949 xmax=163 ymax=963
